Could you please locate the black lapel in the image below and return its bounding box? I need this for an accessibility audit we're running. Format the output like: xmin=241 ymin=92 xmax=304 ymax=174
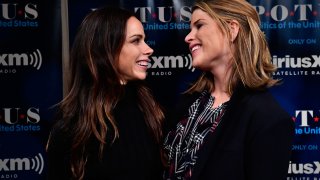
xmin=190 ymin=84 xmax=248 ymax=180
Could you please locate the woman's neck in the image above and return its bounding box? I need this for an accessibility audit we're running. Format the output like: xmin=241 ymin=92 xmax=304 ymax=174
xmin=210 ymin=66 xmax=231 ymax=108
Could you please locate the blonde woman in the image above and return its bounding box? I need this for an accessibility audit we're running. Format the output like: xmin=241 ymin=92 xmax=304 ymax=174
xmin=163 ymin=0 xmax=294 ymax=179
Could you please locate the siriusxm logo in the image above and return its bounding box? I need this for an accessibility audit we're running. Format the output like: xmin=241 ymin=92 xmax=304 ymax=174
xmin=0 ymin=49 xmax=42 ymax=70
xmin=148 ymin=54 xmax=194 ymax=72
xmin=288 ymin=161 xmax=320 ymax=174
xmin=272 ymin=55 xmax=320 ymax=69
xmin=0 ymin=153 xmax=44 ymax=174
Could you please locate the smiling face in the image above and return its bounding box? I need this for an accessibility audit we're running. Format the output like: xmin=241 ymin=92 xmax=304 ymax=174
xmin=185 ymin=9 xmax=232 ymax=72
xmin=118 ymin=17 xmax=153 ymax=83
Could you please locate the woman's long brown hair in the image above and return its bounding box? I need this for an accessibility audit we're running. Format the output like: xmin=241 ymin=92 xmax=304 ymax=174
xmin=47 ymin=7 xmax=164 ymax=179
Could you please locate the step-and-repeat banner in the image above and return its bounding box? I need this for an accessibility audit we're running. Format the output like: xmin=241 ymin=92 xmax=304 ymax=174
xmin=1 ymin=0 xmax=319 ymax=179
xmin=0 ymin=0 xmax=62 ymax=179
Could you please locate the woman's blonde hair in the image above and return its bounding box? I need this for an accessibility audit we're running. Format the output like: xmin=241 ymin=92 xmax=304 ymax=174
xmin=186 ymin=0 xmax=279 ymax=95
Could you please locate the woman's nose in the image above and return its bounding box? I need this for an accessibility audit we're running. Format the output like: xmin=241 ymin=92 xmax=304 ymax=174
xmin=144 ymin=42 xmax=154 ymax=56
xmin=185 ymin=30 xmax=194 ymax=44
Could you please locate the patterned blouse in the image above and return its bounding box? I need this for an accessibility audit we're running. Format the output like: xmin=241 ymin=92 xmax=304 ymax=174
xmin=163 ymin=91 xmax=228 ymax=180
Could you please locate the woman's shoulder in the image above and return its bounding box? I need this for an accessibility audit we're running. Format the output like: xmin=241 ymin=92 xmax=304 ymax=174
xmin=233 ymin=84 xmax=281 ymax=107
xmin=231 ymin=86 xmax=291 ymax=121
xmin=240 ymin=89 xmax=293 ymax=127
xmin=245 ymin=89 xmax=284 ymax=111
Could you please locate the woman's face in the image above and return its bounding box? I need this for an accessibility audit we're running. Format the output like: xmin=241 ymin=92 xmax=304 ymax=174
xmin=185 ymin=9 xmax=232 ymax=71
xmin=118 ymin=16 xmax=153 ymax=83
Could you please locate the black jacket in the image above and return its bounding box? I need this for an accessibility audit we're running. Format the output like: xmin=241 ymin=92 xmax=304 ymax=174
xmin=165 ymin=85 xmax=295 ymax=180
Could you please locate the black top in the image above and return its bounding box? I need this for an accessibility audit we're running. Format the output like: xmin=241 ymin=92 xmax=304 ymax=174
xmin=47 ymin=83 xmax=162 ymax=180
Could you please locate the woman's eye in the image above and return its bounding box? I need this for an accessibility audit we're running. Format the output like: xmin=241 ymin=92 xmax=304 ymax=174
xmin=196 ymin=24 xmax=203 ymax=29
xmin=132 ymin=38 xmax=140 ymax=44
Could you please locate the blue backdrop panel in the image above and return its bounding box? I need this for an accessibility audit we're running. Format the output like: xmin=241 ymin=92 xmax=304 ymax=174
xmin=254 ymin=0 xmax=320 ymax=178
xmin=0 ymin=0 xmax=62 ymax=179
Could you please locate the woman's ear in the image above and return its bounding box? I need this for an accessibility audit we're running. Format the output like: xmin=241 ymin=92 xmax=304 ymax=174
xmin=229 ymin=20 xmax=239 ymax=42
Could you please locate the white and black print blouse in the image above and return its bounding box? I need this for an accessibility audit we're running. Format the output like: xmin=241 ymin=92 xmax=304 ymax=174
xmin=163 ymin=91 xmax=228 ymax=180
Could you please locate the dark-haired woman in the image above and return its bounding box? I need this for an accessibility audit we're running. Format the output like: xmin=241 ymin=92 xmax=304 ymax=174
xmin=46 ymin=6 xmax=164 ymax=180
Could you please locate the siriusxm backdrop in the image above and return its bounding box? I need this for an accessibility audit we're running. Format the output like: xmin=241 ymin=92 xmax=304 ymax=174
xmin=0 ymin=0 xmax=62 ymax=179
xmin=0 ymin=0 xmax=319 ymax=179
